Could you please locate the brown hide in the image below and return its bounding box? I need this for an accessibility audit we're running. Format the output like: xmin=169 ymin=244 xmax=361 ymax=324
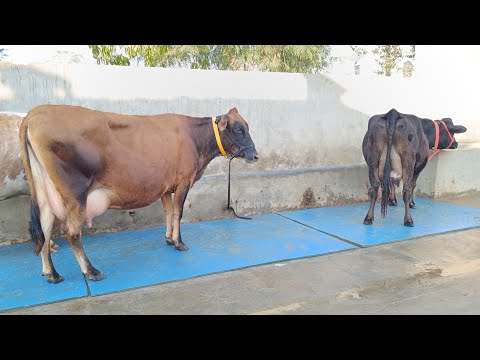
xmin=21 ymin=104 xmax=258 ymax=283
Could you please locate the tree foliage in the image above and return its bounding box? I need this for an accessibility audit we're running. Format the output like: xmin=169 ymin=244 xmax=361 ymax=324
xmin=89 ymin=45 xmax=333 ymax=74
xmin=350 ymin=45 xmax=415 ymax=76
xmin=0 ymin=48 xmax=6 ymax=61
xmin=350 ymin=45 xmax=367 ymax=58
xmin=372 ymin=45 xmax=403 ymax=76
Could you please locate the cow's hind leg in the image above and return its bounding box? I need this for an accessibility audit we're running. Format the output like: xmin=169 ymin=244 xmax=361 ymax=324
xmin=40 ymin=203 xmax=63 ymax=283
xmin=172 ymin=181 xmax=191 ymax=251
xmin=410 ymin=155 xmax=427 ymax=209
xmin=65 ymin=210 xmax=105 ymax=281
xmin=364 ymin=164 xmax=380 ymax=225
xmin=28 ymin=133 xmax=104 ymax=281
xmin=402 ymin=156 xmax=415 ymax=226
xmin=46 ymin=171 xmax=104 ymax=281
xmin=409 ymin=173 xmax=420 ymax=209
xmin=161 ymin=192 xmax=174 ymax=246
xmin=29 ymin=149 xmax=63 ymax=283
xmin=49 ymin=218 xmax=63 ymax=252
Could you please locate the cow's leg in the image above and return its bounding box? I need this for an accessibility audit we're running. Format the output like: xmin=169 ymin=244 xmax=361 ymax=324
xmin=39 ymin=201 xmax=64 ymax=283
xmin=161 ymin=192 xmax=174 ymax=245
xmin=64 ymin=209 xmax=105 ymax=281
xmin=409 ymin=173 xmax=420 ymax=209
xmin=364 ymin=164 xmax=380 ymax=225
xmin=28 ymin=137 xmax=103 ymax=281
xmin=411 ymin=155 xmax=427 ymax=209
xmin=402 ymin=158 xmax=415 ymax=226
xmin=54 ymin=183 xmax=105 ymax=281
xmin=29 ymin=149 xmax=63 ymax=283
xmin=49 ymin=218 xmax=63 ymax=252
xmin=172 ymin=182 xmax=191 ymax=251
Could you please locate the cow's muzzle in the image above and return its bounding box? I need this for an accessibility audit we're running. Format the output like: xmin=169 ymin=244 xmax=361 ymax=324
xmin=244 ymin=151 xmax=259 ymax=163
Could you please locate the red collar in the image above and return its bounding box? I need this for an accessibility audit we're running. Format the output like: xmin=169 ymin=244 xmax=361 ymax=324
xmin=428 ymin=120 xmax=455 ymax=161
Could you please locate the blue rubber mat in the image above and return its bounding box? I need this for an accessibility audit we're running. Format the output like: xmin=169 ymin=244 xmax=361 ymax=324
xmin=278 ymin=198 xmax=480 ymax=247
xmin=83 ymin=213 xmax=355 ymax=296
xmin=0 ymin=242 xmax=88 ymax=312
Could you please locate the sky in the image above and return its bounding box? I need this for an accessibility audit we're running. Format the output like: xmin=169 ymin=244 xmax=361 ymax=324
xmin=0 ymin=45 xmax=96 ymax=65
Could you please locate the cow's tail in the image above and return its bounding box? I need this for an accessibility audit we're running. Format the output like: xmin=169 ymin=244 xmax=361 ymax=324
xmin=381 ymin=108 xmax=399 ymax=218
xmin=19 ymin=117 xmax=45 ymax=255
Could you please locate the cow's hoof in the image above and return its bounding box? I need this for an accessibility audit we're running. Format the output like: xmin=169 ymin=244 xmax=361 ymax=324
xmin=363 ymin=218 xmax=373 ymax=225
xmin=388 ymin=199 xmax=397 ymax=206
xmin=175 ymin=243 xmax=189 ymax=251
xmin=409 ymin=203 xmax=416 ymax=209
xmin=87 ymin=269 xmax=106 ymax=282
xmin=166 ymin=237 xmax=174 ymax=245
xmin=404 ymin=220 xmax=414 ymax=227
xmin=45 ymin=273 xmax=64 ymax=284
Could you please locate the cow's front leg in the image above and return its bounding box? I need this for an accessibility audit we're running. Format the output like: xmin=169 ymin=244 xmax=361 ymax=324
xmin=172 ymin=181 xmax=191 ymax=251
xmin=161 ymin=192 xmax=174 ymax=246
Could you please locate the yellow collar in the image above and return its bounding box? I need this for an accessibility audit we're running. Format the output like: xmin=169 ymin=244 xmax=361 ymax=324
xmin=212 ymin=116 xmax=227 ymax=157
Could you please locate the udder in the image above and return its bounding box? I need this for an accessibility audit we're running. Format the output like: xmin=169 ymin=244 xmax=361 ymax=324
xmin=379 ymin=145 xmax=403 ymax=184
xmin=45 ymin=177 xmax=112 ymax=228
xmin=85 ymin=188 xmax=112 ymax=228
xmin=389 ymin=147 xmax=402 ymax=186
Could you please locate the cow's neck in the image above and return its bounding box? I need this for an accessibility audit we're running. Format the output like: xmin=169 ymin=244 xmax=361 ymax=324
xmin=191 ymin=117 xmax=224 ymax=172
xmin=421 ymin=118 xmax=437 ymax=148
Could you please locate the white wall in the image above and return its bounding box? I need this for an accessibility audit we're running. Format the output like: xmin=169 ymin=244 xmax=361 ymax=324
xmin=2 ymin=55 xmax=476 ymax=177
xmin=1 ymin=52 xmax=479 ymax=244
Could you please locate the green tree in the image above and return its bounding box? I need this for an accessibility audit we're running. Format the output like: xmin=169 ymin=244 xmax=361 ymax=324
xmin=0 ymin=48 xmax=6 ymax=61
xmin=350 ymin=45 xmax=367 ymax=58
xmin=350 ymin=45 xmax=415 ymax=76
xmin=89 ymin=45 xmax=333 ymax=74
xmin=372 ymin=45 xmax=403 ymax=76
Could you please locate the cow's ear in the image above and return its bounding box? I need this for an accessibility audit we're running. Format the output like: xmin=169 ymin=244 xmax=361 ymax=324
xmin=218 ymin=115 xmax=229 ymax=132
xmin=228 ymin=107 xmax=238 ymax=114
xmin=453 ymin=125 xmax=467 ymax=133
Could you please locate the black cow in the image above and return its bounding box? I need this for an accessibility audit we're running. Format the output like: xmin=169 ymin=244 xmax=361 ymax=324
xmin=421 ymin=117 xmax=467 ymax=151
xmin=362 ymin=109 xmax=467 ymax=226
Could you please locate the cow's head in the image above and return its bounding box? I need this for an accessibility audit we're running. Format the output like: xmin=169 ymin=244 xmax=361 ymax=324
xmin=216 ymin=107 xmax=259 ymax=163
xmin=437 ymin=118 xmax=467 ymax=149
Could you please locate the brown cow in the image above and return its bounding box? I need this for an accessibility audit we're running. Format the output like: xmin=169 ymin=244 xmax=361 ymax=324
xmin=20 ymin=105 xmax=259 ymax=284
xmin=362 ymin=108 xmax=467 ymax=226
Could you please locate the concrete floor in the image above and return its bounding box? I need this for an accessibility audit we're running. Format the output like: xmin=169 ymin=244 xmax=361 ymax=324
xmin=4 ymin=193 xmax=480 ymax=315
